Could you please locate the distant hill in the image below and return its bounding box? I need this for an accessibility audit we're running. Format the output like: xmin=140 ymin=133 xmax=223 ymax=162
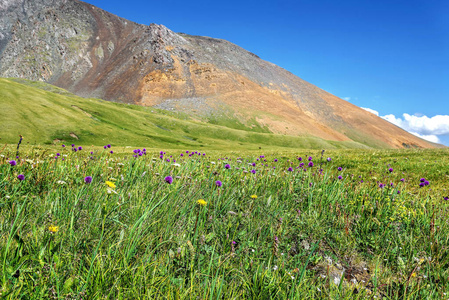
xmin=0 ymin=78 xmax=377 ymax=149
xmin=0 ymin=0 xmax=439 ymax=149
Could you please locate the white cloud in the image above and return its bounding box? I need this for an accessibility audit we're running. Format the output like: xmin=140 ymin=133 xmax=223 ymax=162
xmin=361 ymin=107 xmax=379 ymax=116
xmin=362 ymin=108 xmax=449 ymax=144
xmin=409 ymin=132 xmax=440 ymax=143
xmin=380 ymin=113 xmax=449 ymax=144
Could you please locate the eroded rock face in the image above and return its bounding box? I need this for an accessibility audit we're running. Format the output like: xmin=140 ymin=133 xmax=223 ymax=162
xmin=0 ymin=0 xmax=437 ymax=148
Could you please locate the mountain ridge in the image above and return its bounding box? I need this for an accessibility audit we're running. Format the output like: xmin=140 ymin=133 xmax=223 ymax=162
xmin=0 ymin=0 xmax=440 ymax=149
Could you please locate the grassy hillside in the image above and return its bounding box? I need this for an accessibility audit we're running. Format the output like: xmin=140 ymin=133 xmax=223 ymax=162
xmin=0 ymin=78 xmax=372 ymax=150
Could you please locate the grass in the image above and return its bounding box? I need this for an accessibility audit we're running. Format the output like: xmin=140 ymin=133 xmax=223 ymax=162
xmin=1 ymin=77 xmax=373 ymax=150
xmin=1 ymin=145 xmax=449 ymax=299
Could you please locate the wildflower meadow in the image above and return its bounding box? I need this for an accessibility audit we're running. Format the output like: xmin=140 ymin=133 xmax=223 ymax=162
xmin=1 ymin=143 xmax=448 ymax=299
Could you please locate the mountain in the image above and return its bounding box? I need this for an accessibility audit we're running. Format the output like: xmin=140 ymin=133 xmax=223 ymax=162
xmin=0 ymin=0 xmax=438 ymax=149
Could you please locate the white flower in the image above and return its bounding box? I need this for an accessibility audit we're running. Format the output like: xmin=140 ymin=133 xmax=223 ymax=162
xmin=172 ymin=163 xmax=181 ymax=167
xmin=273 ymin=265 xmax=278 ymax=271
xmin=210 ymin=162 xmax=216 ymax=165
xmin=57 ymin=180 xmax=67 ymax=185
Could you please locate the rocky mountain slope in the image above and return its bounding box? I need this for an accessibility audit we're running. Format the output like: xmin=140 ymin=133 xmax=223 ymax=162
xmin=0 ymin=0 xmax=437 ymax=148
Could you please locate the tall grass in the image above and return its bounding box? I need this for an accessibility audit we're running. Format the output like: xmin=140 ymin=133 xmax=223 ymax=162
xmin=1 ymin=146 xmax=448 ymax=299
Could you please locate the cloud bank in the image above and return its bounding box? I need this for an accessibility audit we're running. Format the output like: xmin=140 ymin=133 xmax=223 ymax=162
xmin=362 ymin=108 xmax=449 ymax=144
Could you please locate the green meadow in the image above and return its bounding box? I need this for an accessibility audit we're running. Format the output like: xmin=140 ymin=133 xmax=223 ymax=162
xmin=1 ymin=144 xmax=448 ymax=299
xmin=0 ymin=78 xmax=369 ymax=150
xmin=1 ymin=77 xmax=449 ymax=299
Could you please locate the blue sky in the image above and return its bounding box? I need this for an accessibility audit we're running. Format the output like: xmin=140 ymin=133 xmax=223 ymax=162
xmin=84 ymin=0 xmax=449 ymax=145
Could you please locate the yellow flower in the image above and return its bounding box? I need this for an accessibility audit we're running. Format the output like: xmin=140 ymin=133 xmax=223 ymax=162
xmin=105 ymin=181 xmax=116 ymax=189
xmin=48 ymin=225 xmax=59 ymax=233
xmin=411 ymin=272 xmax=417 ymax=278
xmin=250 ymin=194 xmax=257 ymax=199
xmin=197 ymin=199 xmax=207 ymax=206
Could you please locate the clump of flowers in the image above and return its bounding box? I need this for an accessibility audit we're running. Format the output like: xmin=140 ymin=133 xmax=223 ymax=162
xmin=105 ymin=181 xmax=116 ymax=188
xmin=9 ymin=160 xmax=17 ymax=166
xmin=250 ymin=194 xmax=257 ymax=199
xmin=165 ymin=176 xmax=173 ymax=184
xmin=48 ymin=225 xmax=59 ymax=234
xmin=197 ymin=199 xmax=207 ymax=206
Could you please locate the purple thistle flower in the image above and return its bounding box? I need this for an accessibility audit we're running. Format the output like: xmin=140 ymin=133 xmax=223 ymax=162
xmin=327 ymin=157 xmax=331 ymax=162
xmin=388 ymin=168 xmax=393 ymax=172
xmin=252 ymin=162 xmax=256 ymax=167
xmin=444 ymin=197 xmax=448 ymax=201
xmin=338 ymin=175 xmax=342 ymax=180
xmin=308 ymin=156 xmax=313 ymax=161
xmin=400 ymin=178 xmax=405 ymax=182
xmin=78 ymin=146 xmax=82 ymax=151
xmin=71 ymin=144 xmax=75 ymax=147
xmin=73 ymin=148 xmax=77 ymax=152
xmin=84 ymin=176 xmax=92 ymax=183
xmin=225 ymin=164 xmax=231 ymax=169
xmin=104 ymin=145 xmax=107 ymax=149
xmin=180 ymin=153 xmax=184 ymax=157
xmin=287 ymin=167 xmax=293 ymax=172
xmin=420 ymin=178 xmax=426 ymax=182
xmin=308 ymin=162 xmax=314 ymax=167
xmin=419 ymin=182 xmax=425 ymax=187
xmin=107 ymin=144 xmax=111 ymax=148
xmin=299 ymin=163 xmax=304 ymax=168
xmin=17 ymin=174 xmax=25 ymax=181
xmin=298 ymin=157 xmax=302 ymax=161
xmin=274 ymin=159 xmax=278 ymax=162
xmin=9 ymin=160 xmax=17 ymax=166
xmin=424 ymin=180 xmax=429 ymax=186
xmin=90 ymin=152 xmax=93 ymax=155
xmin=165 ymin=176 xmax=173 ymax=184
xmin=379 ymin=183 xmax=384 ymax=188
xmin=215 ymin=180 xmax=222 ymax=187
xmin=337 ymin=167 xmax=342 ymax=171
xmin=62 ymin=144 xmax=65 ymax=148
xmin=251 ymin=169 xmax=256 ymax=174
xmin=57 ymin=153 xmax=61 ymax=156
xmin=110 ymin=151 xmax=113 ymax=154
xmin=397 ymin=190 xmax=401 ymax=194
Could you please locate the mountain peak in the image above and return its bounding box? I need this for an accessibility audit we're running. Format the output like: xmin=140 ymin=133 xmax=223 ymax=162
xmin=0 ymin=0 xmax=439 ymax=149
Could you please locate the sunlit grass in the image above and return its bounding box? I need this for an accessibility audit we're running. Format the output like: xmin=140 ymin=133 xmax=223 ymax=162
xmin=1 ymin=145 xmax=448 ymax=299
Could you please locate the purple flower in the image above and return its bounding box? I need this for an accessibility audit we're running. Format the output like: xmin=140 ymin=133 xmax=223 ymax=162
xmin=308 ymin=156 xmax=313 ymax=161
xmin=327 ymin=157 xmax=331 ymax=162
xmin=424 ymin=180 xmax=429 ymax=186
xmin=104 ymin=145 xmax=107 ymax=149
xmin=274 ymin=159 xmax=278 ymax=162
xmin=17 ymin=174 xmax=25 ymax=181
xmin=419 ymin=182 xmax=425 ymax=187
xmin=252 ymin=162 xmax=256 ymax=167
xmin=215 ymin=180 xmax=222 ymax=187
xmin=379 ymin=183 xmax=384 ymax=188
xmin=73 ymin=148 xmax=77 ymax=152
xmin=338 ymin=167 xmax=343 ymax=172
xmin=110 ymin=151 xmax=113 ymax=154
xmin=298 ymin=157 xmax=302 ymax=161
xmin=9 ymin=160 xmax=17 ymax=166
xmin=287 ymin=167 xmax=293 ymax=172
xmin=57 ymin=153 xmax=61 ymax=156
xmin=400 ymin=178 xmax=405 ymax=182
xmin=225 ymin=164 xmax=231 ymax=169
xmin=308 ymin=162 xmax=314 ymax=167
xmin=397 ymin=190 xmax=401 ymax=194
xmin=78 ymin=146 xmax=82 ymax=151
xmin=84 ymin=176 xmax=92 ymax=183
xmin=180 ymin=153 xmax=184 ymax=157
xmin=107 ymin=144 xmax=111 ymax=148
xmin=62 ymin=144 xmax=65 ymax=148
xmin=420 ymin=178 xmax=426 ymax=182
xmin=388 ymin=168 xmax=393 ymax=173
xmin=444 ymin=197 xmax=448 ymax=201
xmin=165 ymin=176 xmax=173 ymax=184
xmin=251 ymin=169 xmax=256 ymax=174
xmin=71 ymin=144 xmax=75 ymax=147
xmin=338 ymin=175 xmax=342 ymax=180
